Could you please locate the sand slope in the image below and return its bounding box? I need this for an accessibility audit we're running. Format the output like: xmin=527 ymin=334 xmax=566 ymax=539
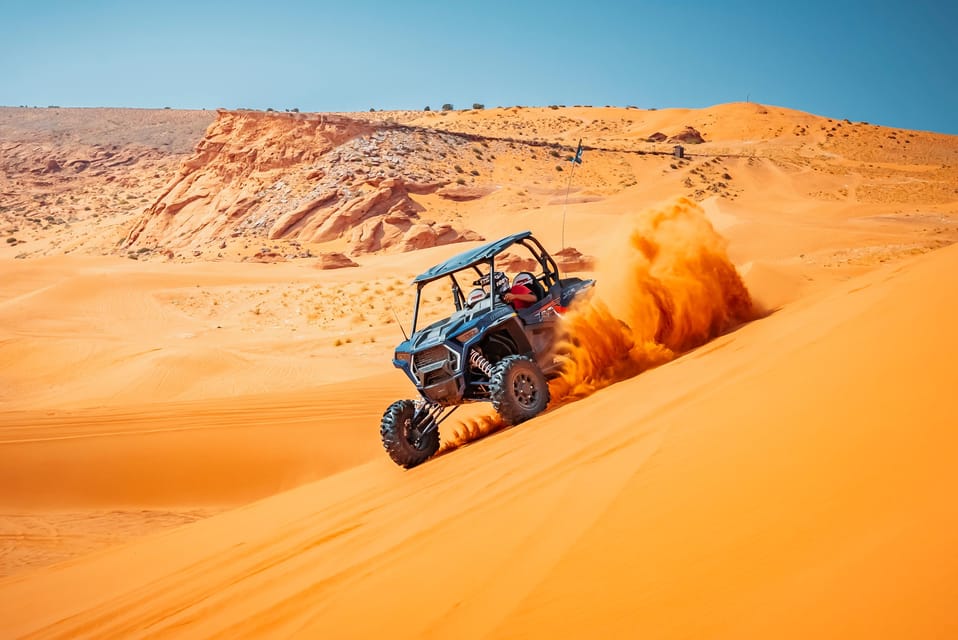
xmin=2 ymin=102 xmax=957 ymax=637
xmin=2 ymin=236 xmax=955 ymax=638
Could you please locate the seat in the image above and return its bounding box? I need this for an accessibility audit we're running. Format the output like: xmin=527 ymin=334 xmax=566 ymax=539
xmin=466 ymin=288 xmax=487 ymax=308
xmin=513 ymin=272 xmax=544 ymax=300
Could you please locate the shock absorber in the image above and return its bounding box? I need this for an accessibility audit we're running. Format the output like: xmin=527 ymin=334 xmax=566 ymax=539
xmin=469 ymin=348 xmax=493 ymax=377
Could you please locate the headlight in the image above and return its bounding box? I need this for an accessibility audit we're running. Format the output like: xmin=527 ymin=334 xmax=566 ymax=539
xmin=394 ymin=351 xmax=411 ymax=364
xmin=455 ymin=328 xmax=479 ymax=343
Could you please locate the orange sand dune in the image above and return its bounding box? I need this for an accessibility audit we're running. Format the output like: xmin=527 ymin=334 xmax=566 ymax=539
xmin=2 ymin=103 xmax=957 ymax=637
xmin=2 ymin=232 xmax=956 ymax=638
xmin=0 ymin=372 xmax=413 ymax=578
xmin=0 ymin=374 xmax=409 ymax=511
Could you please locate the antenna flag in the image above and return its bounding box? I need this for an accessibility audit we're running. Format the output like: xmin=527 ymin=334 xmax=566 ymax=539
xmin=571 ymin=140 xmax=583 ymax=165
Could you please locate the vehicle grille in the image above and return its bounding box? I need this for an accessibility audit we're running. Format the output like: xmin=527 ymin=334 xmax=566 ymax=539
xmin=414 ymin=345 xmax=449 ymax=369
xmin=423 ymin=370 xmax=451 ymax=387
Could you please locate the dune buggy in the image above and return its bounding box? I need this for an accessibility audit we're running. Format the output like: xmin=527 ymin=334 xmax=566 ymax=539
xmin=381 ymin=231 xmax=594 ymax=468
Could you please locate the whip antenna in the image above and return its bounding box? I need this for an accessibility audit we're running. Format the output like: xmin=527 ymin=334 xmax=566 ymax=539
xmin=389 ymin=302 xmax=409 ymax=341
xmin=561 ymin=139 xmax=583 ymax=250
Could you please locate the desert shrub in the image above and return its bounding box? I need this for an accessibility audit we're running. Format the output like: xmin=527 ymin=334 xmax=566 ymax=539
xmin=454 ymin=164 xmax=464 ymax=173
xmin=470 ymin=169 xmax=479 ymax=176
xmin=472 ymin=103 xmax=484 ymax=110
xmin=456 ymin=178 xmax=466 ymax=185
xmin=424 ymin=105 xmax=431 ymax=111
xmin=555 ymin=165 xmax=564 ymax=172
xmin=441 ymin=103 xmax=454 ymax=111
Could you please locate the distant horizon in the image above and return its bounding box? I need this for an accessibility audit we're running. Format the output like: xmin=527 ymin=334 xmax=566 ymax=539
xmin=2 ymin=100 xmax=953 ymax=136
xmin=2 ymin=1 xmax=955 ymax=135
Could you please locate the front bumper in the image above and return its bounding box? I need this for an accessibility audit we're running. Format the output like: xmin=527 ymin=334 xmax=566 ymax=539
xmin=399 ymin=343 xmax=465 ymax=405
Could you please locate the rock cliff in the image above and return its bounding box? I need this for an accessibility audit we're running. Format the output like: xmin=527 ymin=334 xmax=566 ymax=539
xmin=124 ymin=111 xmax=481 ymax=257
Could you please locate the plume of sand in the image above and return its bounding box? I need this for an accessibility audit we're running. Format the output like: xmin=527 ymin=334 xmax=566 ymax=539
xmin=443 ymin=197 xmax=753 ymax=451
xmin=550 ymin=197 xmax=753 ymax=403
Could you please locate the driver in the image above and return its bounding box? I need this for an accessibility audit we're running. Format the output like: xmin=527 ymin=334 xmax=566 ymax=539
xmin=477 ymin=271 xmax=537 ymax=310
xmin=503 ymin=274 xmax=537 ymax=310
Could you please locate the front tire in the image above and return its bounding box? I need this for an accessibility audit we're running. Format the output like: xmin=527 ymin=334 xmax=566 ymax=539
xmin=380 ymin=400 xmax=440 ymax=468
xmin=490 ymin=355 xmax=550 ymax=426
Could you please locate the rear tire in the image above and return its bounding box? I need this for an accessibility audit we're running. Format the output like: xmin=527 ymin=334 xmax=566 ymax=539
xmin=380 ymin=400 xmax=440 ymax=469
xmin=490 ymin=355 xmax=550 ymax=426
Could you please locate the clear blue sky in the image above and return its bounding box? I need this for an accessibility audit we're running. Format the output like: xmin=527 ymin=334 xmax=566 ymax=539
xmin=2 ymin=0 xmax=955 ymax=134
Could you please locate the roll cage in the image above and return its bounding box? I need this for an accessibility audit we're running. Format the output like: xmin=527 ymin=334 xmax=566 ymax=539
xmin=409 ymin=231 xmax=562 ymax=333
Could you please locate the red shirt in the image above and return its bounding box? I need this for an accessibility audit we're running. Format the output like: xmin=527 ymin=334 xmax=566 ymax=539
xmin=509 ymin=284 xmax=534 ymax=310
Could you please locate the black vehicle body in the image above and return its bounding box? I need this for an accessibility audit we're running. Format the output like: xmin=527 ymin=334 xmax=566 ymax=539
xmin=381 ymin=231 xmax=594 ymax=468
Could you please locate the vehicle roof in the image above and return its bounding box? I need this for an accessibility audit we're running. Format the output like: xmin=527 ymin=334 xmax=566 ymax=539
xmin=413 ymin=231 xmax=533 ymax=283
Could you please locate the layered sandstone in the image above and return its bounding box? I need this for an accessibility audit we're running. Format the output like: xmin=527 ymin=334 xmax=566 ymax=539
xmin=123 ymin=111 xmax=482 ymax=257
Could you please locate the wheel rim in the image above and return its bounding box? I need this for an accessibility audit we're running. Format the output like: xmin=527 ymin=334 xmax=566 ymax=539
xmin=403 ymin=411 xmax=433 ymax=449
xmin=513 ymin=372 xmax=538 ymax=409
xmin=403 ymin=415 xmax=426 ymax=447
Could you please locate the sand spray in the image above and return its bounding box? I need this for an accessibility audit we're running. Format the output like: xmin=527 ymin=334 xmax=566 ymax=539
xmin=441 ymin=197 xmax=754 ymax=452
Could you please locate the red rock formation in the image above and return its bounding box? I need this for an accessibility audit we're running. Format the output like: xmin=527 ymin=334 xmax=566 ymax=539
xmin=497 ymin=252 xmax=538 ymax=272
xmin=124 ymin=110 xmax=481 ymax=257
xmin=553 ymin=247 xmax=596 ymax=271
xmin=668 ymin=126 xmax=706 ymax=144
xmin=250 ymin=250 xmax=286 ymax=263
xmin=313 ymin=252 xmax=359 ymax=269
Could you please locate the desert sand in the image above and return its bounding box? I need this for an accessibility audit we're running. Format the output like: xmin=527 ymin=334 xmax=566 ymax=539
xmin=1 ymin=103 xmax=957 ymax=638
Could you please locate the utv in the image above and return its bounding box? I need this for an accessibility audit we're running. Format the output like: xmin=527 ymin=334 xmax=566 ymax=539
xmin=381 ymin=231 xmax=594 ymax=468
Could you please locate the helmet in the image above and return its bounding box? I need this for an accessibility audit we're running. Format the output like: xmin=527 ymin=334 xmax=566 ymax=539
xmin=478 ymin=271 xmax=510 ymax=295
xmin=466 ymin=288 xmax=486 ymax=308
xmin=513 ymin=272 xmax=534 ymax=289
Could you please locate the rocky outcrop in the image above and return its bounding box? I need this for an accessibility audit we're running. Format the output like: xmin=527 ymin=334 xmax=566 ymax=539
xmin=314 ymin=252 xmax=359 ymax=269
xmin=498 ymin=247 xmax=594 ymax=273
xmin=646 ymin=132 xmax=667 ymax=142
xmin=400 ymin=222 xmax=482 ymax=253
xmin=553 ymin=247 xmax=595 ymax=271
xmin=124 ymin=110 xmax=482 ymax=257
xmin=349 ymin=212 xmax=482 ymax=255
xmin=437 ymin=184 xmax=494 ymax=201
xmin=668 ymin=126 xmax=706 ymax=144
xmin=250 ymin=250 xmax=286 ymax=263
xmin=497 ymin=252 xmax=538 ymax=272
